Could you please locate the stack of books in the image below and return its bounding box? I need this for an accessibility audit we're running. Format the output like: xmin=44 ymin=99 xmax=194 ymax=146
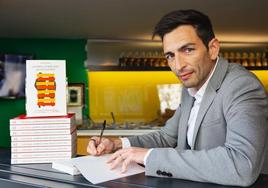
xmin=9 ymin=60 xmax=78 ymax=164
xmin=10 ymin=114 xmax=76 ymax=164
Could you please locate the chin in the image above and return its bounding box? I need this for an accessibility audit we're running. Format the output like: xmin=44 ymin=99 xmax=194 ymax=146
xmin=182 ymin=81 xmax=197 ymax=89
xmin=182 ymin=83 xmax=192 ymax=88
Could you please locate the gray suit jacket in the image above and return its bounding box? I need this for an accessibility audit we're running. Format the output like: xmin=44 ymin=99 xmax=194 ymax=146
xmin=128 ymin=57 xmax=268 ymax=186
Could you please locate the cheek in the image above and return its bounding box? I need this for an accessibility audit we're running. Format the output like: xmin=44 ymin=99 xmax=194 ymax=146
xmin=197 ymin=63 xmax=212 ymax=81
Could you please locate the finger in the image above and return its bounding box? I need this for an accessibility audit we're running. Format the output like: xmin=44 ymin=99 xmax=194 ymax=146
xmin=96 ymin=143 xmax=105 ymax=155
xmin=121 ymin=156 xmax=132 ymax=173
xmin=109 ymin=154 xmax=124 ymax=170
xmin=107 ymin=150 xmax=122 ymax=163
xmin=87 ymin=140 xmax=97 ymax=155
xmin=91 ymin=136 xmax=101 ymax=145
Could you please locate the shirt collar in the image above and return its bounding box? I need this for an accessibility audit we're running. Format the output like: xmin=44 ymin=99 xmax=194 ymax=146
xmin=188 ymin=57 xmax=219 ymax=101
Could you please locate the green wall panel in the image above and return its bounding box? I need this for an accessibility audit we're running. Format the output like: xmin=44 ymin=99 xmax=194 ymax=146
xmin=0 ymin=38 xmax=87 ymax=147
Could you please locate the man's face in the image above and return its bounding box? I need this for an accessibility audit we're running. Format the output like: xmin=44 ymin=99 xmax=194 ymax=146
xmin=163 ymin=25 xmax=219 ymax=90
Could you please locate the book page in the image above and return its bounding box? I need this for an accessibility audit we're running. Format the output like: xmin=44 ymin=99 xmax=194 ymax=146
xmin=72 ymin=154 xmax=145 ymax=184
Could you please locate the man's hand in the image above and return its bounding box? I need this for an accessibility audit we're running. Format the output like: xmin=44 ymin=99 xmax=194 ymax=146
xmin=107 ymin=147 xmax=149 ymax=173
xmin=87 ymin=137 xmax=122 ymax=156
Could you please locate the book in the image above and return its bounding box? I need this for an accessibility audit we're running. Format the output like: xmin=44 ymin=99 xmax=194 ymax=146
xmin=52 ymin=159 xmax=81 ymax=175
xmin=11 ymin=157 xmax=72 ymax=164
xmin=11 ymin=151 xmax=74 ymax=159
xmin=10 ymin=127 xmax=76 ymax=136
xmin=10 ymin=123 xmax=75 ymax=131
xmin=11 ymin=131 xmax=76 ymax=142
xmin=11 ymin=144 xmax=77 ymax=164
xmin=53 ymin=155 xmax=145 ymax=183
xmin=10 ymin=113 xmax=75 ymax=125
xmin=11 ymin=140 xmax=73 ymax=147
xmin=11 ymin=145 xmax=74 ymax=153
xmin=25 ymin=60 xmax=67 ymax=117
xmin=12 ymin=137 xmax=76 ymax=149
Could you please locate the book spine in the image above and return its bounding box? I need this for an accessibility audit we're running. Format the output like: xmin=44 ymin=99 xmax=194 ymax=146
xmin=11 ymin=157 xmax=71 ymax=164
xmin=11 ymin=133 xmax=75 ymax=142
xmin=11 ymin=151 xmax=73 ymax=158
xmin=10 ymin=123 xmax=74 ymax=131
xmin=10 ymin=128 xmax=75 ymax=136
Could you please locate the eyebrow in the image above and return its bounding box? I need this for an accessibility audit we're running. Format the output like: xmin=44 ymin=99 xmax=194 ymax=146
xmin=164 ymin=42 xmax=196 ymax=56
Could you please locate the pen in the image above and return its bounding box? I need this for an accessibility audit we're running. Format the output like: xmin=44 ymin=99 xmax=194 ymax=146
xmin=100 ymin=120 xmax=106 ymax=142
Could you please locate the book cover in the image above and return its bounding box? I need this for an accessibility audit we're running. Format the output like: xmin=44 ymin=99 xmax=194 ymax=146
xmin=26 ymin=60 xmax=67 ymax=117
xmin=10 ymin=113 xmax=75 ymax=125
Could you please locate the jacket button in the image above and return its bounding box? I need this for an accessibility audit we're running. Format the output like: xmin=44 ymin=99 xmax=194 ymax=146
xmin=162 ymin=171 xmax=167 ymax=176
xmin=156 ymin=170 xmax=162 ymax=175
xmin=167 ymin=172 xmax=173 ymax=177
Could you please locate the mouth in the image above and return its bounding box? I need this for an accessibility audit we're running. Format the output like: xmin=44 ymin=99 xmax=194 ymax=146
xmin=179 ymin=72 xmax=193 ymax=81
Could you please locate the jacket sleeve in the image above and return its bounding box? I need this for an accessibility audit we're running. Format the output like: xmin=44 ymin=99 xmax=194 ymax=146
xmin=144 ymin=76 xmax=268 ymax=187
xmin=128 ymin=106 xmax=181 ymax=149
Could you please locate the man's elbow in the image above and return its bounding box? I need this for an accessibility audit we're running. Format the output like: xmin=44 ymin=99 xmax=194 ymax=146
xmin=235 ymin=166 xmax=259 ymax=187
xmin=239 ymin=176 xmax=256 ymax=187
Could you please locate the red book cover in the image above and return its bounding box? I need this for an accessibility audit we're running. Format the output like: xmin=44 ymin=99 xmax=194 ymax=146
xmin=10 ymin=113 xmax=75 ymax=125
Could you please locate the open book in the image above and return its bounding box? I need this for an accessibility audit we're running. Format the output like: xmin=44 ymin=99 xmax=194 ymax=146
xmin=52 ymin=154 xmax=145 ymax=184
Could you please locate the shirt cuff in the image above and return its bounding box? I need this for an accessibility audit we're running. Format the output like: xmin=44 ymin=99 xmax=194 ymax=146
xmin=120 ymin=137 xmax=131 ymax=148
xmin=144 ymin=148 xmax=153 ymax=166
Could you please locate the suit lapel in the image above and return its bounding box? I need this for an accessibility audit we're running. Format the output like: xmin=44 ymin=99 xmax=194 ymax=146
xmin=191 ymin=57 xmax=229 ymax=149
xmin=177 ymin=91 xmax=195 ymax=149
xmin=191 ymin=85 xmax=216 ymax=148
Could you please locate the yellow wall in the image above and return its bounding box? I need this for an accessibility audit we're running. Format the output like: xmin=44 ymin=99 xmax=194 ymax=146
xmin=88 ymin=70 xmax=268 ymax=124
xmin=252 ymin=70 xmax=268 ymax=92
xmin=88 ymin=71 xmax=179 ymax=124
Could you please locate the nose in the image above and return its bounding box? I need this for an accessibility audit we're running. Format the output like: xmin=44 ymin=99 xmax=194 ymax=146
xmin=174 ymin=53 xmax=186 ymax=72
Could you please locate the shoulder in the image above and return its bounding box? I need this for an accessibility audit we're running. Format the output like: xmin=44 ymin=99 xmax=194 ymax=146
xmin=219 ymin=63 xmax=267 ymax=109
xmin=222 ymin=63 xmax=264 ymax=91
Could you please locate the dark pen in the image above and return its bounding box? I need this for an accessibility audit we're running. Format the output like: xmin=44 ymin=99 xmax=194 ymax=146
xmin=100 ymin=120 xmax=106 ymax=142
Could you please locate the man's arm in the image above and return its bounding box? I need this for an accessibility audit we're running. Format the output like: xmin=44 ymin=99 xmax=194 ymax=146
xmin=87 ymin=105 xmax=181 ymax=155
xmin=104 ymin=106 xmax=182 ymax=171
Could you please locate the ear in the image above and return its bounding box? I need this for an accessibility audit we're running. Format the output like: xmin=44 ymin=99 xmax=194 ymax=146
xmin=208 ymin=38 xmax=220 ymax=60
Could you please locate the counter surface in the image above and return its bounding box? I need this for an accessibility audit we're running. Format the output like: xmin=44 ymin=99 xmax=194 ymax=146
xmin=1 ymin=147 xmax=268 ymax=188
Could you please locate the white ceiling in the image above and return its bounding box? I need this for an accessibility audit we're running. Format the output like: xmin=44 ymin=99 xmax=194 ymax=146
xmin=0 ymin=0 xmax=267 ymax=43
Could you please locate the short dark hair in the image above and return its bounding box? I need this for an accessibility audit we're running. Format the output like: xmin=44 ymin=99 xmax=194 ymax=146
xmin=153 ymin=9 xmax=215 ymax=49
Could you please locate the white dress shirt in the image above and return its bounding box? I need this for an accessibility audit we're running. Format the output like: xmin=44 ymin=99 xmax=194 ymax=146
xmin=121 ymin=57 xmax=219 ymax=165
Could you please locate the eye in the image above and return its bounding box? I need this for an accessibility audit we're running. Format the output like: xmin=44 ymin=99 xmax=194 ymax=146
xmin=184 ymin=47 xmax=194 ymax=54
xmin=165 ymin=53 xmax=174 ymax=61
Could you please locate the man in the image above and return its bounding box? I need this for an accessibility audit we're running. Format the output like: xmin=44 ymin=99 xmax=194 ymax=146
xmin=87 ymin=9 xmax=268 ymax=186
